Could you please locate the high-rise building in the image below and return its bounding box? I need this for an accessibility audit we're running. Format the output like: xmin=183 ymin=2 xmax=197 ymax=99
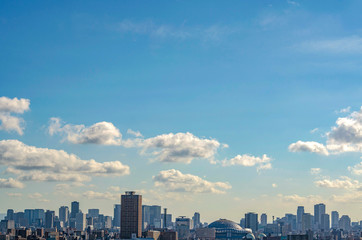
xmin=339 ymin=215 xmax=351 ymax=231
xmin=320 ymin=214 xmax=329 ymax=231
xmin=193 ymin=212 xmax=201 ymax=229
xmin=297 ymin=206 xmax=304 ymax=231
xmin=260 ymin=213 xmax=267 ymax=226
xmin=24 ymin=209 xmax=34 ymax=226
xmin=88 ymin=209 xmax=100 ymax=218
xmin=331 ymin=211 xmax=339 ymax=229
xmin=34 ymin=209 xmax=45 ymax=227
xmin=75 ymin=212 xmax=86 ymax=231
xmin=71 ymin=201 xmax=80 ymax=219
xmin=302 ymin=213 xmax=313 ymax=232
xmin=142 ymin=205 xmax=161 ymax=230
xmin=161 ymin=213 xmax=172 ymax=228
xmin=176 ymin=216 xmax=191 ymax=240
xmin=314 ymin=203 xmax=325 ymax=230
xmin=113 ymin=204 xmax=121 ymax=228
xmin=105 ymin=216 xmax=112 ymax=229
xmin=240 ymin=218 xmax=245 ymax=228
xmin=45 ymin=210 xmax=55 ymax=229
xmin=59 ymin=206 xmax=69 ymax=227
xmin=6 ymin=209 xmax=14 ymax=221
xmin=121 ymin=191 xmax=142 ymax=239
xmin=245 ymin=212 xmax=258 ymax=233
xmin=285 ymin=214 xmax=297 ymax=231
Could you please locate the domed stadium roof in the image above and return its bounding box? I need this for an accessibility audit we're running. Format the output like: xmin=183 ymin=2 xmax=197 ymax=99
xmin=208 ymin=219 xmax=244 ymax=231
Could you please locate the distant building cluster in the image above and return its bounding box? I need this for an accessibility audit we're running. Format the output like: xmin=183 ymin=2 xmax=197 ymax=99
xmin=0 ymin=192 xmax=361 ymax=240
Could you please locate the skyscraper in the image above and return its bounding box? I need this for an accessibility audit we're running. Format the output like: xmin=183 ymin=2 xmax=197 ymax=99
xmin=297 ymin=206 xmax=304 ymax=231
xmin=339 ymin=215 xmax=351 ymax=231
xmin=302 ymin=213 xmax=313 ymax=232
xmin=88 ymin=209 xmax=100 ymax=218
xmin=6 ymin=209 xmax=14 ymax=221
xmin=71 ymin=201 xmax=80 ymax=219
xmin=142 ymin=205 xmax=161 ymax=230
xmin=331 ymin=211 xmax=339 ymax=229
xmin=59 ymin=206 xmax=69 ymax=227
xmin=76 ymin=212 xmax=86 ymax=231
xmin=176 ymin=216 xmax=191 ymax=240
xmin=260 ymin=213 xmax=267 ymax=226
xmin=314 ymin=203 xmax=325 ymax=230
xmin=321 ymin=214 xmax=330 ymax=231
xmin=121 ymin=191 xmax=142 ymax=239
xmin=245 ymin=212 xmax=258 ymax=233
xmin=193 ymin=212 xmax=201 ymax=229
xmin=45 ymin=210 xmax=55 ymax=229
xmin=113 ymin=204 xmax=121 ymax=228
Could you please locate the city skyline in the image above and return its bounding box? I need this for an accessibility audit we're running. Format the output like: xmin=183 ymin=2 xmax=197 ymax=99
xmin=0 ymin=0 xmax=362 ymax=223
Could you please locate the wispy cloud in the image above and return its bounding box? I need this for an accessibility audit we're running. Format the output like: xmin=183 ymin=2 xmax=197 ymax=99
xmin=298 ymin=36 xmax=362 ymax=54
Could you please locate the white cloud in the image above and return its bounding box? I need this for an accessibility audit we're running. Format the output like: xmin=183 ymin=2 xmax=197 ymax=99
xmin=7 ymin=193 xmax=22 ymax=198
xmin=153 ymin=169 xmax=231 ymax=194
xmin=0 ymin=97 xmax=30 ymax=135
xmin=288 ymin=141 xmax=329 ymax=155
xmin=315 ymin=176 xmax=361 ymax=190
xmin=310 ymin=168 xmax=321 ymax=175
xmin=82 ymin=191 xmax=119 ymax=200
xmin=48 ymin=118 xmax=122 ymax=145
xmin=28 ymin=193 xmax=42 ymax=199
xmin=272 ymin=183 xmax=278 ymax=188
xmin=279 ymin=194 xmax=322 ymax=203
xmin=299 ymin=36 xmax=362 ymax=54
xmin=289 ymin=107 xmax=362 ymax=155
xmin=0 ymin=178 xmax=24 ymax=188
xmin=336 ymin=106 xmax=351 ymax=114
xmin=310 ymin=128 xmax=319 ymax=134
xmin=0 ymin=139 xmax=130 ymax=182
xmin=140 ymin=132 xmax=222 ymax=164
xmin=330 ymin=192 xmax=362 ymax=203
xmin=127 ymin=129 xmax=143 ymax=137
xmin=108 ymin=186 xmax=121 ymax=192
xmin=349 ymin=161 xmax=362 ymax=175
xmin=221 ymin=154 xmax=272 ymax=172
xmin=326 ymin=107 xmax=362 ymax=153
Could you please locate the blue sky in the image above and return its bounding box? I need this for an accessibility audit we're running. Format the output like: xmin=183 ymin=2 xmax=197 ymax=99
xmin=0 ymin=1 xmax=361 ymax=223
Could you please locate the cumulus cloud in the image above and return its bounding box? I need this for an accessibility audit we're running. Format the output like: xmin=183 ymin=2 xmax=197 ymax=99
xmin=7 ymin=193 xmax=22 ymax=198
xmin=289 ymin=107 xmax=362 ymax=155
xmin=153 ymin=169 xmax=231 ymax=194
xmin=279 ymin=194 xmax=322 ymax=203
xmin=315 ymin=176 xmax=361 ymax=190
xmin=82 ymin=191 xmax=119 ymax=200
xmin=349 ymin=161 xmax=362 ymax=175
xmin=330 ymin=192 xmax=362 ymax=203
xmin=48 ymin=118 xmax=122 ymax=145
xmin=221 ymin=154 xmax=272 ymax=172
xmin=310 ymin=168 xmax=321 ymax=175
xmin=140 ymin=132 xmax=222 ymax=164
xmin=0 ymin=178 xmax=24 ymax=188
xmin=127 ymin=129 xmax=143 ymax=137
xmin=0 ymin=139 xmax=130 ymax=182
xmin=288 ymin=141 xmax=329 ymax=155
xmin=0 ymin=97 xmax=30 ymax=135
xmin=336 ymin=106 xmax=351 ymax=114
xmin=272 ymin=183 xmax=278 ymax=188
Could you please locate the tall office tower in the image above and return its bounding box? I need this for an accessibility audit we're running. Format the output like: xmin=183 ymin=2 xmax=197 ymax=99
xmin=88 ymin=209 xmax=100 ymax=218
xmin=142 ymin=205 xmax=161 ymax=230
xmin=34 ymin=209 xmax=45 ymax=227
xmin=240 ymin=218 xmax=245 ymax=228
xmin=339 ymin=215 xmax=351 ymax=231
xmin=6 ymin=209 xmax=14 ymax=221
xmin=245 ymin=212 xmax=258 ymax=233
xmin=59 ymin=206 xmax=69 ymax=227
xmin=76 ymin=212 xmax=86 ymax=231
xmin=193 ymin=212 xmax=201 ymax=229
xmin=176 ymin=217 xmax=191 ymax=240
xmin=161 ymin=213 xmax=172 ymax=228
xmin=121 ymin=191 xmax=142 ymax=239
xmin=260 ymin=213 xmax=267 ymax=226
xmin=321 ymin=214 xmax=330 ymax=231
xmin=104 ymin=216 xmax=112 ymax=229
xmin=24 ymin=209 xmax=34 ymax=226
xmin=331 ymin=211 xmax=339 ymax=229
xmin=314 ymin=203 xmax=326 ymax=230
xmin=285 ymin=214 xmax=297 ymax=231
xmin=71 ymin=201 xmax=80 ymax=219
xmin=113 ymin=204 xmax=121 ymax=228
xmin=297 ymin=206 xmax=304 ymax=231
xmin=302 ymin=213 xmax=313 ymax=232
xmin=45 ymin=210 xmax=55 ymax=229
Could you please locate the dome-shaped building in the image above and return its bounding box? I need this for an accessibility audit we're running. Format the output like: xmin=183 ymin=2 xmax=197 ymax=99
xmin=208 ymin=219 xmax=253 ymax=240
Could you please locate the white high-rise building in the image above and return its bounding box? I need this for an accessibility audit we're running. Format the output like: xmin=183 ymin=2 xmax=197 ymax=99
xmin=314 ymin=203 xmax=326 ymax=230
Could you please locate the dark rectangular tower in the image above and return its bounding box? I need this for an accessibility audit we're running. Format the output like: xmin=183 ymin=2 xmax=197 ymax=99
xmin=121 ymin=191 xmax=142 ymax=239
